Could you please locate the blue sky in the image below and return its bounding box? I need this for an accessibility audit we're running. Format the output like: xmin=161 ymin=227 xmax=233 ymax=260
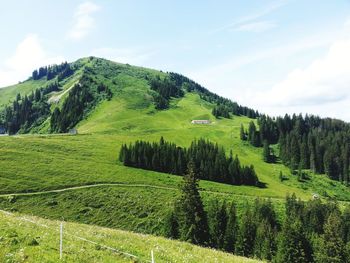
xmin=1 ymin=1 xmax=350 ymax=120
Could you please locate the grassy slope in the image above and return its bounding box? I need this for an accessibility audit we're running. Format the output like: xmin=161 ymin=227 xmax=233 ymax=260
xmin=0 ymin=79 xmax=47 ymax=110
xmin=0 ymin=211 xmax=259 ymax=263
xmin=0 ymin=57 xmax=349 ymax=259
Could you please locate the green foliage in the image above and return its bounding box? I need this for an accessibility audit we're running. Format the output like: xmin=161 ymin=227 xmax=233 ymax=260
xmin=32 ymin=61 xmax=73 ymax=81
xmin=119 ymin=137 xmax=260 ymax=186
xmin=208 ymin=200 xmax=228 ymax=249
xmin=169 ymin=72 xmax=259 ymax=118
xmin=314 ymin=212 xmax=346 ymax=263
xmin=276 ymin=218 xmax=312 ymax=263
xmin=223 ymin=202 xmax=238 ymax=253
xmin=174 ymin=161 xmax=209 ymax=246
xmin=50 ymin=75 xmax=112 ymax=133
xmin=235 ymin=205 xmax=256 ymax=257
xmin=257 ymin=113 xmax=350 ymax=185
xmin=163 ymin=210 xmax=179 ymax=239
xmin=212 ymin=105 xmax=231 ymax=119
xmin=149 ymin=76 xmax=184 ymax=110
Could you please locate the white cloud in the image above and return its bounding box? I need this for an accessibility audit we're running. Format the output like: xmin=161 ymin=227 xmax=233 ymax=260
xmin=0 ymin=34 xmax=64 ymax=87
xmin=210 ymin=0 xmax=286 ymax=34
xmin=91 ymin=47 xmax=155 ymax=66
xmin=189 ymin=33 xmax=333 ymax=89
xmin=233 ymin=21 xmax=277 ymax=33
xmin=253 ymin=38 xmax=350 ymax=120
xmin=68 ymin=2 xmax=100 ymax=40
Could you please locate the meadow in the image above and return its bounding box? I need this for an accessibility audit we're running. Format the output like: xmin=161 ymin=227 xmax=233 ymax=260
xmin=0 ymin=210 xmax=260 ymax=262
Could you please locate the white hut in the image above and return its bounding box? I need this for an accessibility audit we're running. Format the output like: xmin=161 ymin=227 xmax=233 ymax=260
xmin=191 ymin=120 xmax=211 ymax=124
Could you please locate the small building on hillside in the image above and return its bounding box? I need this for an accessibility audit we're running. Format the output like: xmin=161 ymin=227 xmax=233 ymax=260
xmin=69 ymin=128 xmax=78 ymax=135
xmin=191 ymin=120 xmax=211 ymax=124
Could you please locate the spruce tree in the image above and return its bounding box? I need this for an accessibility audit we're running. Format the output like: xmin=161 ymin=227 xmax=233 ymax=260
xmin=235 ymin=205 xmax=257 ymax=257
xmin=276 ymin=218 xmax=312 ymax=263
xmin=263 ymin=140 xmax=271 ymax=163
xmin=315 ymin=212 xmax=345 ymax=263
xmin=240 ymin=124 xmax=246 ymax=141
xmin=223 ymin=202 xmax=238 ymax=253
xmin=254 ymin=221 xmax=276 ymax=261
xmin=175 ymin=160 xmax=209 ymax=246
xmin=208 ymin=200 xmax=227 ymax=249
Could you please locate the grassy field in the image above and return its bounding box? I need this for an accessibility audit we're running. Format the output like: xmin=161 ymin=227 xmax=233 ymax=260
xmin=0 ymin=57 xmax=349 ymax=261
xmin=0 ymin=210 xmax=260 ymax=263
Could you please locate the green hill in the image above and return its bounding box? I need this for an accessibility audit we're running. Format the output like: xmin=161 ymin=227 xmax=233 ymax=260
xmin=0 ymin=57 xmax=349 ymax=262
xmin=0 ymin=210 xmax=259 ymax=263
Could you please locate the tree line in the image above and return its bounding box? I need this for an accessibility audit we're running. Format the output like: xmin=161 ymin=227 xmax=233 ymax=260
xmin=148 ymin=75 xmax=184 ymax=110
xmin=165 ymin=162 xmax=350 ymax=262
xmin=241 ymin=114 xmax=350 ymax=185
xmin=169 ymin=72 xmax=260 ymax=118
xmin=119 ymin=137 xmax=259 ymax=186
xmin=32 ymin=62 xmax=74 ymax=81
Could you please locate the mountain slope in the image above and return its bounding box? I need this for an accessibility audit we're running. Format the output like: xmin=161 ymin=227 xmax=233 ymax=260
xmin=0 ymin=210 xmax=258 ymax=263
xmin=0 ymin=57 xmax=349 ymax=262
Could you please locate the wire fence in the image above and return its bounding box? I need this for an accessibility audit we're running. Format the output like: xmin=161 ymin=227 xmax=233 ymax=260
xmin=0 ymin=209 xmax=154 ymax=262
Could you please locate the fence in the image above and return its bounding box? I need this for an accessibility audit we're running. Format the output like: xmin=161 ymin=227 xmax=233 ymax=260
xmin=0 ymin=210 xmax=155 ymax=262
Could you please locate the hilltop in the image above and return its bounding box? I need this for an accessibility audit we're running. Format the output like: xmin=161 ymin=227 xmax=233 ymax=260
xmin=0 ymin=57 xmax=349 ymax=262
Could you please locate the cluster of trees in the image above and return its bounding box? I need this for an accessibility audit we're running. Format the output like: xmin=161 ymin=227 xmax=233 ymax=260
xmin=50 ymin=75 xmax=112 ymax=133
xmin=242 ymin=114 xmax=350 ymax=184
xmin=0 ymin=82 xmax=62 ymax=134
xmin=119 ymin=137 xmax=259 ymax=186
xmin=212 ymin=105 xmax=231 ymax=119
xmin=32 ymin=62 xmax=74 ymax=81
xmin=149 ymin=76 xmax=184 ymax=109
xmin=169 ymin=72 xmax=259 ymax=118
xmin=165 ymin=164 xmax=350 ymax=262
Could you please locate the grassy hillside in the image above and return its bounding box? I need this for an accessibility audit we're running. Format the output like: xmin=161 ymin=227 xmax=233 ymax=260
xmin=0 ymin=210 xmax=259 ymax=263
xmin=0 ymin=79 xmax=47 ymax=110
xmin=0 ymin=57 xmax=349 ymax=261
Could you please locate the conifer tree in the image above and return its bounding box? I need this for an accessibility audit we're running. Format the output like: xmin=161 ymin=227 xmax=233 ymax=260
xmin=254 ymin=221 xmax=276 ymax=261
xmin=208 ymin=200 xmax=227 ymax=249
xmin=318 ymin=212 xmax=345 ymax=263
xmin=240 ymin=124 xmax=246 ymax=141
xmin=263 ymin=140 xmax=271 ymax=163
xmin=223 ymin=202 xmax=238 ymax=253
xmin=235 ymin=205 xmax=256 ymax=257
xmin=276 ymin=218 xmax=312 ymax=263
xmin=175 ymin=160 xmax=209 ymax=246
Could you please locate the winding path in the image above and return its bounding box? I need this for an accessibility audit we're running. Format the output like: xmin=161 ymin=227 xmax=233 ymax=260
xmin=0 ymin=182 xmax=285 ymax=201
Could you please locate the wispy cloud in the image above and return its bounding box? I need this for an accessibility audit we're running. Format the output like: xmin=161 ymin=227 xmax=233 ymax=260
xmin=68 ymin=1 xmax=100 ymax=41
xmin=0 ymin=34 xmax=64 ymax=87
xmin=233 ymin=20 xmax=277 ymax=33
xmin=256 ymin=38 xmax=350 ymax=108
xmin=210 ymin=0 xmax=286 ymax=34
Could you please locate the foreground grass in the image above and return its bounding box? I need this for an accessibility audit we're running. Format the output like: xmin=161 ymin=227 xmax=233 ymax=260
xmin=0 ymin=210 xmax=260 ymax=263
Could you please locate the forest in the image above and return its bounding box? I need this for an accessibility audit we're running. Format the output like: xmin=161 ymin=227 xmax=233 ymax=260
xmin=165 ymin=161 xmax=350 ymax=262
xmin=119 ymin=137 xmax=259 ymax=186
xmin=241 ymin=114 xmax=350 ymax=185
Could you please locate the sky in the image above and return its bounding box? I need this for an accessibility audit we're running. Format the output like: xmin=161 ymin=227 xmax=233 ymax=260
xmin=1 ymin=1 xmax=350 ymax=120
